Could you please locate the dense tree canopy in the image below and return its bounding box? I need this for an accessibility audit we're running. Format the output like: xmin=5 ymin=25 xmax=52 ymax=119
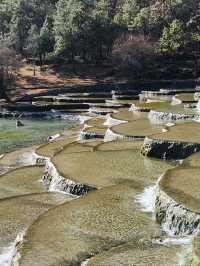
xmin=0 ymin=0 xmax=200 ymax=78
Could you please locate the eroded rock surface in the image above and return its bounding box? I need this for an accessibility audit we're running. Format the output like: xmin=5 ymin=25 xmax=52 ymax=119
xmin=15 ymin=183 xmax=162 ymax=266
xmin=141 ymin=122 xmax=200 ymax=160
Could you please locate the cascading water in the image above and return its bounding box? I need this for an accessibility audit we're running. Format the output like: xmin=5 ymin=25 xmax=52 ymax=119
xmin=0 ymin=231 xmax=25 ymax=266
xmin=104 ymin=128 xmax=120 ymax=142
xmin=104 ymin=128 xmax=142 ymax=142
xmin=103 ymin=114 xmax=127 ymax=126
xmin=136 ymin=174 xmax=194 ymax=265
xmin=78 ymin=115 xmax=93 ymax=125
xmin=171 ymin=96 xmax=182 ymax=105
xmin=194 ymin=93 xmax=200 ymax=101
xmin=43 ymin=159 xmax=95 ymax=196
xmin=18 ymin=151 xmax=41 ymax=166
xmin=148 ymin=110 xmax=200 ymax=122
xmin=3 ymin=88 xmax=200 ymax=266
xmin=156 ymin=189 xmax=200 ymax=237
xmin=196 ymin=100 xmax=200 ymax=113
xmin=135 ymin=185 xmax=157 ymax=213
xmin=81 ymin=258 xmax=90 ymax=266
xmin=136 ymin=171 xmax=200 ymax=266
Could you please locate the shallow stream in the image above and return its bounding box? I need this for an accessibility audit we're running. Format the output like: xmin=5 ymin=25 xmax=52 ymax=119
xmin=0 ymin=93 xmax=199 ymax=265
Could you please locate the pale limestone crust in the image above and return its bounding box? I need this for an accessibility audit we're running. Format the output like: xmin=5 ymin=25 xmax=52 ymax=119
xmin=149 ymin=110 xmax=200 ymax=122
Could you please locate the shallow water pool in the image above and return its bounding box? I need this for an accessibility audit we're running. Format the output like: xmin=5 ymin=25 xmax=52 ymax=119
xmin=0 ymin=118 xmax=75 ymax=154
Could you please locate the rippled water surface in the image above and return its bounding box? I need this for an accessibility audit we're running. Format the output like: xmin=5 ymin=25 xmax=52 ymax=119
xmin=0 ymin=96 xmax=193 ymax=266
xmin=0 ymin=118 xmax=74 ymax=154
xmin=157 ymin=103 xmax=198 ymax=114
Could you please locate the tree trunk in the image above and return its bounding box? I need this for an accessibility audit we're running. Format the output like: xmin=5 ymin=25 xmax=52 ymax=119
xmin=0 ymin=67 xmax=7 ymax=100
xmin=70 ymin=42 xmax=77 ymax=75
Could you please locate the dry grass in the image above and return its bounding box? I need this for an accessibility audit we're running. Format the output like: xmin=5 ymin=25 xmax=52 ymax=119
xmin=13 ymin=63 xmax=128 ymax=100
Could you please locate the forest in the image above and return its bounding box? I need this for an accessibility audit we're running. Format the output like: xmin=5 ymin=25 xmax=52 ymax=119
xmin=0 ymin=0 xmax=200 ymax=87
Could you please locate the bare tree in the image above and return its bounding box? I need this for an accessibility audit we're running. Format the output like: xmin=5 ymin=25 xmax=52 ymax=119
xmin=112 ymin=33 xmax=155 ymax=77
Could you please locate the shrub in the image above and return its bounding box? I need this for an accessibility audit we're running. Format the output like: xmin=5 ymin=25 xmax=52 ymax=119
xmin=112 ymin=33 xmax=155 ymax=77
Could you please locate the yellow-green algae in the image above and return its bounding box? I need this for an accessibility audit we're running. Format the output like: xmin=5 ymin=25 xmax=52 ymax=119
xmin=0 ymin=118 xmax=74 ymax=154
xmin=0 ymin=131 xmax=27 ymax=141
xmin=175 ymin=93 xmax=196 ymax=103
xmin=52 ymin=141 xmax=173 ymax=188
xmin=110 ymin=119 xmax=164 ymax=138
xmin=111 ymin=109 xmax=147 ymax=122
xmin=156 ymin=103 xmax=198 ymax=115
xmin=134 ymin=100 xmax=197 ymax=115
xmin=0 ymin=166 xmax=45 ymax=199
xmin=16 ymin=183 xmax=162 ymax=266
xmin=135 ymin=100 xmax=193 ymax=114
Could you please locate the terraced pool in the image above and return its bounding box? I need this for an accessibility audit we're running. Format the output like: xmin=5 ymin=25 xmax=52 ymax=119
xmin=1 ymin=89 xmax=200 ymax=266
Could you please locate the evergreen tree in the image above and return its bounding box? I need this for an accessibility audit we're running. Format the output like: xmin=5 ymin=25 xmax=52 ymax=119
xmin=159 ymin=19 xmax=185 ymax=54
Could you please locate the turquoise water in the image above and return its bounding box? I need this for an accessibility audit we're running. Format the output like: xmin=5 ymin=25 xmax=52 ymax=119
xmin=0 ymin=118 xmax=74 ymax=154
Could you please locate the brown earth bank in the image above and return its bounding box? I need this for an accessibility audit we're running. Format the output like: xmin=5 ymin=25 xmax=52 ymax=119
xmin=11 ymin=63 xmax=199 ymax=102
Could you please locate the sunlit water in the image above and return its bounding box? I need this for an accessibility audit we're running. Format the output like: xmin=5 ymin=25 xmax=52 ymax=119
xmin=0 ymin=100 xmax=195 ymax=266
xmin=157 ymin=103 xmax=198 ymax=115
xmin=0 ymin=118 xmax=75 ymax=154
